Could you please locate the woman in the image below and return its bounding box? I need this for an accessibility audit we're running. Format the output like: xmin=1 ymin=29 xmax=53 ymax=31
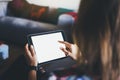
xmin=25 ymin=0 xmax=120 ymax=80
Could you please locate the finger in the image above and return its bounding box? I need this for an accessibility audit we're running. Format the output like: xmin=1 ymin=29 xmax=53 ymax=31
xmin=30 ymin=45 xmax=35 ymax=56
xmin=58 ymin=41 xmax=72 ymax=48
xmin=59 ymin=41 xmax=72 ymax=52
xmin=60 ymin=47 xmax=75 ymax=59
xmin=25 ymin=44 xmax=31 ymax=57
xmin=60 ymin=47 xmax=70 ymax=56
xmin=58 ymin=41 xmax=71 ymax=45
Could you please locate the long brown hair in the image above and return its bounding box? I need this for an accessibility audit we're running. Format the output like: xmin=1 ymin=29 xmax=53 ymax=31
xmin=73 ymin=0 xmax=120 ymax=80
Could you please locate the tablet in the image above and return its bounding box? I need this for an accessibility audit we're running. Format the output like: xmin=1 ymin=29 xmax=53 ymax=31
xmin=27 ymin=30 xmax=66 ymax=64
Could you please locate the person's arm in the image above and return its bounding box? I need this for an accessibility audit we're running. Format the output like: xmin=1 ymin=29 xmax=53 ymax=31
xmin=28 ymin=70 xmax=36 ymax=80
xmin=25 ymin=44 xmax=37 ymax=80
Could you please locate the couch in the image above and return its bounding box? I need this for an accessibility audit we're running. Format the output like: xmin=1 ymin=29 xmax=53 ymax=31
xmin=0 ymin=1 xmax=77 ymax=46
xmin=0 ymin=1 xmax=77 ymax=76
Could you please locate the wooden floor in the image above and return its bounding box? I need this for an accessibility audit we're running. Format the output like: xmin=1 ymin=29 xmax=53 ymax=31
xmin=0 ymin=44 xmax=25 ymax=76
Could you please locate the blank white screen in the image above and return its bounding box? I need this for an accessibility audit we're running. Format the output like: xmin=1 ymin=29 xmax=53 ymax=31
xmin=31 ymin=32 xmax=65 ymax=63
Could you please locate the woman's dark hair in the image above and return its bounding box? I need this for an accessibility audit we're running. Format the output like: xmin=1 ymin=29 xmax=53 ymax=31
xmin=73 ymin=0 xmax=120 ymax=79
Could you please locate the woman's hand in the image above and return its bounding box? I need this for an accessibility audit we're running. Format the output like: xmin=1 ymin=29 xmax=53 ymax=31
xmin=25 ymin=44 xmax=37 ymax=66
xmin=58 ymin=41 xmax=79 ymax=60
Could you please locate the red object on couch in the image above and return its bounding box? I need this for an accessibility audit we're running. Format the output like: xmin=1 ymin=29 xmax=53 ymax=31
xmin=65 ymin=12 xmax=78 ymax=22
xmin=0 ymin=41 xmax=4 ymax=45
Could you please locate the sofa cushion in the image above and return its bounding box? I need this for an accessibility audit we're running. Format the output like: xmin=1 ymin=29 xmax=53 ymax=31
xmin=0 ymin=2 xmax=8 ymax=17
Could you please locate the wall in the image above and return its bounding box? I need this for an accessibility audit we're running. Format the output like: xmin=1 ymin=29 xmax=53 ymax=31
xmin=26 ymin=0 xmax=81 ymax=12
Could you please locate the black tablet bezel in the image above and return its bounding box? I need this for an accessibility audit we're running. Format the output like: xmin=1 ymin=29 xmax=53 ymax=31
xmin=27 ymin=30 xmax=67 ymax=64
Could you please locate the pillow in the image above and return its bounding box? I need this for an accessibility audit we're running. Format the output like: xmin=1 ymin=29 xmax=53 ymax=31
xmin=0 ymin=2 xmax=8 ymax=16
xmin=29 ymin=4 xmax=49 ymax=21
xmin=43 ymin=8 xmax=74 ymax=24
xmin=52 ymin=8 xmax=74 ymax=24
xmin=8 ymin=0 xmax=31 ymax=18
xmin=42 ymin=7 xmax=58 ymax=24
xmin=57 ymin=8 xmax=73 ymax=15
xmin=8 ymin=0 xmax=49 ymax=21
